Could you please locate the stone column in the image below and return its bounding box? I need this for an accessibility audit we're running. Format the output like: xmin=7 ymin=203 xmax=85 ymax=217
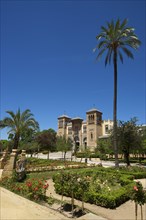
xmin=0 ymin=150 xmax=8 ymax=169
xmin=2 ymin=149 xmax=17 ymax=178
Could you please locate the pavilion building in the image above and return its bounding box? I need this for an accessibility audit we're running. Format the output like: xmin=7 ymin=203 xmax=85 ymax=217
xmin=57 ymin=108 xmax=113 ymax=151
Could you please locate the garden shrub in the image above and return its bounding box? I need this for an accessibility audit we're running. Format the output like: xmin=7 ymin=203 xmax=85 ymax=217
xmin=0 ymin=175 xmax=49 ymax=202
xmin=52 ymin=170 xmax=135 ymax=209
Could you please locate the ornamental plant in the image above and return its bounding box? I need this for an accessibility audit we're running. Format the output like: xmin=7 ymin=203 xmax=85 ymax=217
xmin=25 ymin=178 xmax=49 ymax=201
xmin=130 ymin=181 xmax=146 ymax=220
xmin=77 ymin=176 xmax=90 ymax=211
xmin=0 ymin=176 xmax=49 ymax=202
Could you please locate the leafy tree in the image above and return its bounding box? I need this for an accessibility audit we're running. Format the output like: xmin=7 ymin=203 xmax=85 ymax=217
xmin=0 ymin=140 xmax=9 ymax=152
xmin=94 ymin=18 xmax=141 ymax=167
xmin=116 ymin=118 xmax=142 ymax=166
xmin=35 ymin=128 xmax=57 ymax=159
xmin=0 ymin=109 xmax=39 ymax=149
xmin=56 ymin=136 xmax=73 ymax=160
xmin=96 ymin=138 xmax=113 ymax=162
xmin=20 ymin=141 xmax=39 ymax=157
xmin=139 ymin=126 xmax=146 ymax=157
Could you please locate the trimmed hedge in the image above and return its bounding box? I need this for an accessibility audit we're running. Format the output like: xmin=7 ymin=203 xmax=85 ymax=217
xmin=53 ymin=170 xmax=136 ymax=209
xmin=85 ymin=187 xmax=131 ymax=209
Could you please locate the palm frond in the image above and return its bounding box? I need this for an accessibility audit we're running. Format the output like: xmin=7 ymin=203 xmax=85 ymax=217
xmin=96 ymin=48 xmax=107 ymax=61
xmin=120 ymin=18 xmax=128 ymax=30
xmin=105 ymin=48 xmax=113 ymax=66
xmin=101 ymin=26 xmax=108 ymax=32
xmin=94 ymin=18 xmax=141 ymax=66
xmin=121 ymin=47 xmax=134 ymax=59
xmin=6 ymin=111 xmax=15 ymax=119
xmin=118 ymin=50 xmax=124 ymax=63
xmin=96 ymin=33 xmax=106 ymax=40
xmin=97 ymin=40 xmax=108 ymax=49
xmin=115 ymin=18 xmax=120 ymax=32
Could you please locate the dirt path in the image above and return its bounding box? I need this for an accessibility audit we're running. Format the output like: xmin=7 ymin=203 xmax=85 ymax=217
xmin=46 ymin=178 xmax=146 ymax=220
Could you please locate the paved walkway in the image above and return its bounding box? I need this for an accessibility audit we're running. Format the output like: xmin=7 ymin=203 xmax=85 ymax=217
xmin=46 ymin=178 xmax=146 ymax=220
xmin=0 ymin=187 xmax=70 ymax=220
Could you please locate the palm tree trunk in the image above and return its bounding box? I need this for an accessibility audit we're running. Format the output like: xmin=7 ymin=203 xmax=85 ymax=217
xmin=14 ymin=133 xmax=19 ymax=149
xmin=113 ymin=50 xmax=119 ymax=167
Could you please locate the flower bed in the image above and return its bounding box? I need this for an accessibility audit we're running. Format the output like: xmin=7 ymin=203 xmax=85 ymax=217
xmin=0 ymin=174 xmax=49 ymax=202
xmin=26 ymin=158 xmax=88 ymax=172
xmin=52 ymin=170 xmax=139 ymax=209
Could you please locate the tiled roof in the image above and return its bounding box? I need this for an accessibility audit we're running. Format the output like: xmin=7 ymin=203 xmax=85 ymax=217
xmin=58 ymin=114 xmax=71 ymax=119
xmin=71 ymin=117 xmax=83 ymax=121
xmin=86 ymin=108 xmax=102 ymax=113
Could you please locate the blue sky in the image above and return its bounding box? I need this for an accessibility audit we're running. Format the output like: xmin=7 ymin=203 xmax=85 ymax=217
xmin=0 ymin=0 xmax=146 ymax=139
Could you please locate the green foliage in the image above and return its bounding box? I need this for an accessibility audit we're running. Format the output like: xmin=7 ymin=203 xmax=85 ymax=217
xmin=96 ymin=138 xmax=113 ymax=160
xmin=85 ymin=187 xmax=130 ymax=209
xmin=75 ymin=152 xmax=100 ymax=158
xmin=0 ymin=109 xmax=39 ymax=149
xmin=20 ymin=141 xmax=39 ymax=154
xmin=0 ymin=140 xmax=9 ymax=151
xmin=129 ymin=181 xmax=146 ymax=205
xmin=52 ymin=166 xmax=146 ymax=209
xmin=56 ymin=136 xmax=72 ymax=160
xmin=0 ymin=176 xmax=48 ymax=202
xmin=35 ymin=129 xmax=57 ymax=157
xmin=111 ymin=118 xmax=143 ymax=166
xmin=26 ymin=157 xmax=85 ymax=168
xmin=94 ymin=18 xmax=141 ymax=66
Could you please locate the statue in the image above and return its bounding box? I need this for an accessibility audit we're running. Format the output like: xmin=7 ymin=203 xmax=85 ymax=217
xmin=16 ymin=158 xmax=27 ymax=181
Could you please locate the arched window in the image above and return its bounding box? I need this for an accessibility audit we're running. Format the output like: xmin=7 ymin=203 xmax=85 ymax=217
xmin=90 ymin=132 xmax=93 ymax=140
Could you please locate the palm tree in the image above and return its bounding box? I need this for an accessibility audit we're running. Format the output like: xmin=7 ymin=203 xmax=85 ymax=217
xmin=94 ymin=18 xmax=141 ymax=167
xmin=0 ymin=109 xmax=39 ymax=149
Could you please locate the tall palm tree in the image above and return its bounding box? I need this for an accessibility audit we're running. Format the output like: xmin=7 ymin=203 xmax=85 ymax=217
xmin=94 ymin=18 xmax=141 ymax=167
xmin=0 ymin=109 xmax=39 ymax=149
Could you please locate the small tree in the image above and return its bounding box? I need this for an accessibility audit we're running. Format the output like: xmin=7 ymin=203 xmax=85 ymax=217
xmin=130 ymin=181 xmax=146 ymax=220
xmin=116 ymin=118 xmax=142 ymax=166
xmin=96 ymin=138 xmax=112 ymax=162
xmin=56 ymin=136 xmax=72 ymax=161
xmin=77 ymin=176 xmax=90 ymax=212
xmin=35 ymin=129 xmax=56 ymax=159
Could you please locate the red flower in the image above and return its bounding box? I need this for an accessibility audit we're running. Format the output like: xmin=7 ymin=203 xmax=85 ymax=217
xmin=26 ymin=182 xmax=32 ymax=187
xmin=43 ymin=184 xmax=49 ymax=189
xmin=34 ymin=187 xmax=38 ymax=191
xmin=133 ymin=186 xmax=138 ymax=191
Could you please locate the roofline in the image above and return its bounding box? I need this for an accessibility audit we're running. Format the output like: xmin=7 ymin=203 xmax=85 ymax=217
xmin=86 ymin=108 xmax=102 ymax=114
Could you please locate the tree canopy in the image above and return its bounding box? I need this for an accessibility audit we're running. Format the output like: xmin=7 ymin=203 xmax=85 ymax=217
xmin=56 ymin=136 xmax=73 ymax=160
xmin=0 ymin=109 xmax=39 ymax=149
xmin=116 ymin=118 xmax=142 ymax=166
xmin=35 ymin=128 xmax=57 ymax=158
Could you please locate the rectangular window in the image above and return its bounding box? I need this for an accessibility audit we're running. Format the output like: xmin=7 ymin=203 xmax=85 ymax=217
xmin=105 ymin=125 xmax=109 ymax=133
xmin=68 ymin=127 xmax=72 ymax=135
xmin=83 ymin=126 xmax=87 ymax=133
xmin=59 ymin=120 xmax=63 ymax=128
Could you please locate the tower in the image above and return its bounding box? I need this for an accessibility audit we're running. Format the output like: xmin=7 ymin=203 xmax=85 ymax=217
xmin=86 ymin=108 xmax=102 ymax=150
xmin=71 ymin=117 xmax=83 ymax=147
xmin=57 ymin=115 xmax=71 ymax=137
